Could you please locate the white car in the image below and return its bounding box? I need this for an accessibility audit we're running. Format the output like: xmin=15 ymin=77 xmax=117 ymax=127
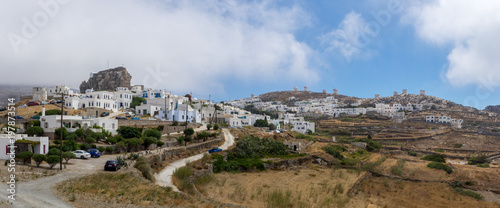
xmin=73 ymin=150 xmax=91 ymax=159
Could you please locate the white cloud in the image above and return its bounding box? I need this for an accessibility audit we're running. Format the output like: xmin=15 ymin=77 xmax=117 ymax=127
xmin=321 ymin=11 xmax=374 ymax=61
xmin=0 ymin=0 xmax=318 ymax=95
xmin=404 ymin=0 xmax=500 ymax=88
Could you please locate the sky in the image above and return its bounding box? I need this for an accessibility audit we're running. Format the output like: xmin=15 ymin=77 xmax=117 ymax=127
xmin=1 ymin=0 xmax=500 ymax=109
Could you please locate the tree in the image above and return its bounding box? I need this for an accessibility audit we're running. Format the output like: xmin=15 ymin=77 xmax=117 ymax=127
xmin=142 ymin=137 xmax=158 ymax=149
xmin=156 ymin=141 xmax=165 ymax=147
xmin=254 ymin=119 xmax=269 ymax=127
xmin=197 ymin=131 xmax=210 ymax=142
xmin=177 ymin=136 xmax=185 ymax=145
xmin=47 ymin=148 xmax=60 ymax=156
xmin=130 ymin=96 xmax=146 ymax=109
xmin=115 ymin=141 xmax=126 ymax=153
xmin=143 ymin=129 xmax=162 ymax=139
xmin=90 ymin=132 xmax=106 ymax=143
xmin=26 ymin=126 xmax=44 ymax=136
xmin=125 ymin=138 xmax=143 ymax=152
xmin=213 ymin=124 xmax=219 ymax=130
xmin=105 ymin=137 xmax=117 ymax=144
xmin=62 ymin=152 xmax=76 ymax=164
xmin=46 ymin=155 xmax=60 ymax=169
xmin=268 ymin=124 xmax=277 ymax=130
xmin=183 ymin=135 xmax=192 ymax=146
xmin=63 ymin=139 xmax=79 ymax=151
xmin=184 ymin=128 xmax=194 ymax=137
xmin=66 ymin=133 xmax=78 ymax=140
xmin=54 ymin=127 xmax=68 ymax=140
xmin=18 ymin=151 xmax=33 ymax=165
xmin=32 ymin=154 xmax=46 ymax=167
xmin=306 ymin=129 xmax=313 ymax=135
xmin=84 ymin=137 xmax=96 ymax=144
xmin=206 ymin=124 xmax=212 ymax=130
xmin=117 ymin=126 xmax=142 ymax=139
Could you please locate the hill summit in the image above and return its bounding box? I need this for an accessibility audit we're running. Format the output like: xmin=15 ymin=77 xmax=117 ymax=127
xmin=79 ymin=67 xmax=132 ymax=92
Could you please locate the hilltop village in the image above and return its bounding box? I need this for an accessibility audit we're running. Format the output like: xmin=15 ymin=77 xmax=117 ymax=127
xmin=0 ymin=67 xmax=499 ymax=208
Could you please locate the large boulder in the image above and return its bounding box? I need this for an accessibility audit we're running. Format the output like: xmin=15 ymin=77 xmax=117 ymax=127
xmin=80 ymin=67 xmax=132 ymax=92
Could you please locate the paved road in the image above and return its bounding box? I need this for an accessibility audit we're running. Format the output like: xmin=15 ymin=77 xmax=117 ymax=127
xmin=155 ymin=128 xmax=235 ymax=191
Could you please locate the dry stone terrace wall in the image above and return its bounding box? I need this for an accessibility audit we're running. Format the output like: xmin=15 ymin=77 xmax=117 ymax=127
xmin=117 ymin=120 xmax=201 ymax=134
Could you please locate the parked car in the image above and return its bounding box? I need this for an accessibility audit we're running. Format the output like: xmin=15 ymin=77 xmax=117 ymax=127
xmin=40 ymin=101 xmax=49 ymax=105
xmin=49 ymin=99 xmax=56 ymax=104
xmin=32 ymin=115 xmax=40 ymax=119
xmin=73 ymin=150 xmax=91 ymax=159
xmin=132 ymin=117 xmax=141 ymax=120
xmin=87 ymin=149 xmax=101 ymax=158
xmin=17 ymin=104 xmax=26 ymax=109
xmin=100 ymin=112 xmax=110 ymax=117
xmin=115 ymin=116 xmax=127 ymax=120
xmin=55 ymin=100 xmax=63 ymax=103
xmin=208 ymin=147 xmax=222 ymax=153
xmin=104 ymin=160 xmax=121 ymax=171
xmin=13 ymin=115 xmax=24 ymax=119
xmin=27 ymin=101 xmax=39 ymax=106
xmin=126 ymin=112 xmax=135 ymax=117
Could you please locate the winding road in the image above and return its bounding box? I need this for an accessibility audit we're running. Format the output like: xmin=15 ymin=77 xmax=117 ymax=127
xmin=155 ymin=128 xmax=235 ymax=191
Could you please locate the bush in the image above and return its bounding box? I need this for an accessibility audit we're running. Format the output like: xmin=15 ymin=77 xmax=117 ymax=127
xmin=213 ymin=124 xmax=219 ymax=130
xmin=173 ymin=166 xmax=192 ymax=180
xmin=352 ymin=138 xmax=381 ymax=152
xmin=477 ymin=163 xmax=490 ymax=168
xmin=18 ymin=151 xmax=33 ymax=165
xmin=468 ymin=154 xmax=488 ymax=165
xmin=37 ymin=109 xmax=61 ymax=116
xmin=142 ymin=137 xmax=158 ymax=149
xmin=26 ymin=126 xmax=44 ymax=136
xmin=84 ymin=137 xmax=96 ymax=144
xmin=176 ymin=136 xmax=184 ymax=145
xmin=105 ymin=137 xmax=117 ymax=144
xmin=46 ymin=155 xmax=61 ymax=169
xmin=105 ymin=146 xmax=115 ymax=153
xmin=62 ymin=139 xmax=79 ymax=152
xmin=117 ymin=126 xmax=142 ymax=139
xmin=31 ymin=120 xmax=41 ymax=127
xmin=427 ymin=162 xmax=453 ymax=174
xmin=79 ymin=143 xmax=91 ymax=151
xmin=47 ymin=148 xmax=61 ymax=156
xmin=98 ymin=146 xmax=106 ymax=153
xmin=32 ymin=154 xmax=46 ymax=167
xmin=421 ymin=154 xmax=446 ymax=163
xmin=143 ymin=129 xmax=162 ymax=139
xmin=322 ymin=146 xmax=344 ymax=160
xmin=54 ymin=127 xmax=68 ymax=140
xmin=231 ymin=136 xmax=289 ymax=158
xmin=206 ymin=124 xmax=212 ymax=130
xmin=341 ymin=158 xmax=359 ymax=166
xmin=134 ymin=156 xmax=155 ymax=182
xmin=391 ymin=159 xmax=405 ymax=176
xmin=157 ymin=125 xmax=164 ymax=132
xmin=156 ymin=141 xmax=165 ymax=147
xmin=407 ymin=151 xmax=417 ymax=157
xmin=172 ymin=121 xmax=179 ymax=126
xmin=453 ymin=187 xmax=484 ymax=200
xmin=62 ymin=152 xmax=76 ymax=164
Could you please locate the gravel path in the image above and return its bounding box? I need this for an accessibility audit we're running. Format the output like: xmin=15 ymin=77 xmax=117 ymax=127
xmin=155 ymin=128 xmax=235 ymax=191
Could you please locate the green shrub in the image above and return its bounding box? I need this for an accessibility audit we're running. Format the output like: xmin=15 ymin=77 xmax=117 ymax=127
xmin=17 ymin=151 xmax=34 ymax=165
xmin=156 ymin=141 xmax=165 ymax=147
xmin=62 ymin=152 xmax=76 ymax=164
xmin=117 ymin=126 xmax=142 ymax=139
xmin=62 ymin=139 xmax=79 ymax=151
xmin=341 ymin=158 xmax=359 ymax=166
xmin=173 ymin=166 xmax=192 ymax=180
xmin=468 ymin=154 xmax=487 ymax=165
xmin=464 ymin=181 xmax=475 ymax=186
xmin=427 ymin=162 xmax=453 ymax=174
xmin=322 ymin=146 xmax=344 ymax=160
xmin=79 ymin=143 xmax=91 ymax=151
xmin=352 ymin=138 xmax=381 ymax=152
xmin=295 ymin=133 xmax=315 ymax=141
xmin=143 ymin=129 xmax=162 ymax=139
xmin=421 ymin=154 xmax=445 ymax=163
xmin=26 ymin=126 xmax=44 ymax=136
xmin=47 ymin=148 xmax=61 ymax=156
xmin=37 ymin=109 xmax=61 ymax=116
xmin=134 ymin=156 xmax=155 ymax=182
xmin=31 ymin=120 xmax=41 ymax=127
xmin=206 ymin=124 xmax=212 ymax=130
xmin=453 ymin=187 xmax=484 ymax=200
xmin=105 ymin=137 xmax=117 ymax=144
xmin=32 ymin=154 xmax=46 ymax=167
xmin=105 ymin=146 xmax=115 ymax=153
xmin=477 ymin=163 xmax=489 ymax=168
xmin=84 ymin=137 xmax=96 ymax=144
xmin=407 ymin=151 xmax=417 ymax=157
xmin=46 ymin=155 xmax=60 ymax=169
xmin=391 ymin=159 xmax=405 ymax=176
xmin=231 ymin=135 xmax=289 ymax=159
xmin=98 ymin=146 xmax=106 ymax=153
xmin=213 ymin=124 xmax=219 ymax=130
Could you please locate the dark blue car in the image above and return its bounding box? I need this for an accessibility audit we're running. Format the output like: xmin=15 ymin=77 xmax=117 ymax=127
xmin=208 ymin=147 xmax=222 ymax=153
xmin=13 ymin=115 xmax=24 ymax=119
xmin=87 ymin=149 xmax=101 ymax=158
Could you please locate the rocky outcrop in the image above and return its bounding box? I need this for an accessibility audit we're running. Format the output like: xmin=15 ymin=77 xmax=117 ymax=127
xmin=484 ymin=105 xmax=500 ymax=113
xmin=79 ymin=67 xmax=131 ymax=92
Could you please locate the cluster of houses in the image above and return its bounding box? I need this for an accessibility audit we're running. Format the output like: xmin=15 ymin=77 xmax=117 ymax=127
xmin=426 ymin=115 xmax=463 ymax=129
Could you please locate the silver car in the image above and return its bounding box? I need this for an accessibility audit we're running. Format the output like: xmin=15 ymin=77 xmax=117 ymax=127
xmin=73 ymin=150 xmax=91 ymax=159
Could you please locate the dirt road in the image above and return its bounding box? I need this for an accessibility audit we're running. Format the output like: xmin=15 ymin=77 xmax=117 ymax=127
xmin=155 ymin=128 xmax=235 ymax=191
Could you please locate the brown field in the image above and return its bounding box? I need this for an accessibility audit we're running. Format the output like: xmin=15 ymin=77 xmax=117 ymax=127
xmin=204 ymin=167 xmax=363 ymax=208
xmin=0 ymin=104 xmax=85 ymax=119
xmin=350 ymin=177 xmax=499 ymax=208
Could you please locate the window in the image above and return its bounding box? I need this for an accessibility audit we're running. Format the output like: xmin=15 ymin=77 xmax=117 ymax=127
xmin=44 ymin=122 xmax=48 ymax=128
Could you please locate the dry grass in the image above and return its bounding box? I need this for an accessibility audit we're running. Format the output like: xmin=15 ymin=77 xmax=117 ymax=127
xmin=205 ymin=167 xmax=363 ymax=208
xmin=350 ymin=177 xmax=498 ymax=208
xmin=56 ymin=172 xmax=210 ymax=208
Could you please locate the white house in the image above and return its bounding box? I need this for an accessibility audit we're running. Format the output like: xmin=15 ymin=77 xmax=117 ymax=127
xmin=292 ymin=120 xmax=315 ymax=134
xmin=40 ymin=114 xmax=118 ymax=135
xmin=136 ymin=103 xmax=163 ymax=116
xmin=47 ymin=85 xmax=74 ymax=97
xmin=0 ymin=134 xmax=49 ymax=159
xmin=33 ymin=87 xmax=47 ymax=101
xmin=426 ymin=115 xmax=435 ymax=123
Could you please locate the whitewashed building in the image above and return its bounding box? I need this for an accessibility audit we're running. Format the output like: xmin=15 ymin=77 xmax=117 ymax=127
xmin=0 ymin=134 xmax=49 ymax=159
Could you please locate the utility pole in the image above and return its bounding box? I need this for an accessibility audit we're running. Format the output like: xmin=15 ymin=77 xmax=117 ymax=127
xmin=58 ymin=92 xmax=66 ymax=170
xmin=164 ymin=94 xmax=167 ymax=120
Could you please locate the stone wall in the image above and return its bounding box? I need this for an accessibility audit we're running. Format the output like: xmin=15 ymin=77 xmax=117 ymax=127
xmin=117 ymin=120 xmax=201 ymax=134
